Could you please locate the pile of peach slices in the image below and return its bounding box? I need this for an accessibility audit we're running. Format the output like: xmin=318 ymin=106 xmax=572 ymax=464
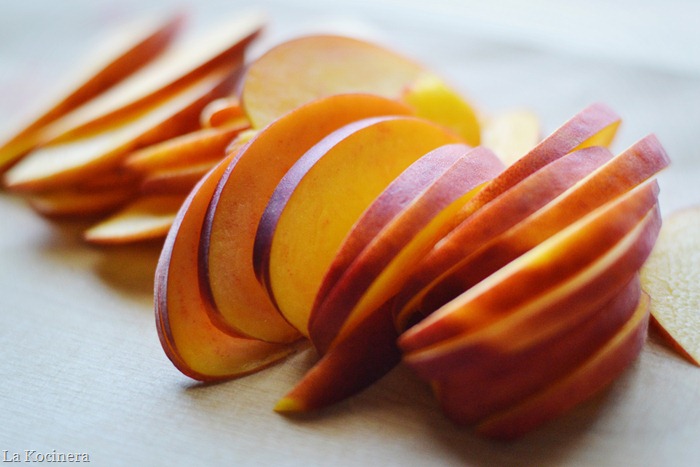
xmin=1 ymin=11 xmax=697 ymax=440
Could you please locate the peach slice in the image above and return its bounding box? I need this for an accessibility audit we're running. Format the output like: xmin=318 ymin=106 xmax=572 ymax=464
xmin=0 ymin=12 xmax=184 ymax=172
xmin=40 ymin=12 xmax=263 ymax=144
xmin=199 ymin=96 xmax=247 ymax=128
xmin=139 ymin=161 xmax=217 ymax=195
xmin=253 ymin=116 xmax=462 ymax=336
xmin=4 ymin=67 xmax=237 ymax=193
xmin=394 ymin=134 xmax=670 ymax=330
xmin=124 ymin=123 xmax=247 ymax=173
xmin=480 ymin=109 xmax=541 ymax=166
xmin=309 ymin=145 xmax=503 ymax=353
xmin=641 ymin=206 xmax=700 ymax=365
xmin=156 ymin=155 xmax=295 ymax=381
xmin=401 ymin=73 xmax=480 ymax=146
xmin=475 ymin=292 xmax=651 ymax=440
xmin=240 ymin=35 xmax=426 ymax=129
xmin=398 ymin=180 xmax=660 ymax=354
xmin=83 ymin=194 xmax=187 ymax=245
xmin=27 ymin=185 xmax=137 ymax=219
xmin=199 ymin=94 xmax=412 ymax=343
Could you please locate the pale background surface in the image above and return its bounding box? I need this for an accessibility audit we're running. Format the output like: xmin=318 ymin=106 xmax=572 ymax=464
xmin=1 ymin=1 xmax=699 ymax=466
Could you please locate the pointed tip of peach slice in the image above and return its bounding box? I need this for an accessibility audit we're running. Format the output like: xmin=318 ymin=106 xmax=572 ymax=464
xmin=273 ymin=397 xmax=306 ymax=414
xmin=641 ymin=206 xmax=700 ymax=366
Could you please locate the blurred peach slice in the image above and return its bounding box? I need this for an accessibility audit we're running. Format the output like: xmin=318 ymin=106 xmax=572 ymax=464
xmin=0 ymin=12 xmax=184 ymax=172
xmin=641 ymin=206 xmax=700 ymax=365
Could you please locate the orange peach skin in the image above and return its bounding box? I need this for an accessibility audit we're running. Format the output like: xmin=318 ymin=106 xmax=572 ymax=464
xmin=200 ymin=94 xmax=413 ymax=343
xmin=253 ymin=116 xmax=462 ymax=336
xmin=156 ymin=154 xmax=295 ymax=381
xmin=475 ymin=292 xmax=651 ymax=440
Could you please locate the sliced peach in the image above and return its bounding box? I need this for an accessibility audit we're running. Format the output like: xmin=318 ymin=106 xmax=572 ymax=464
xmin=394 ymin=135 xmax=670 ymax=330
xmin=27 ymin=185 xmax=136 ymax=219
xmin=199 ymin=93 xmax=412 ymax=343
xmin=124 ymin=123 xmax=247 ymax=173
xmin=199 ymin=96 xmax=247 ymax=128
xmin=4 ymin=67 xmax=237 ymax=193
xmin=427 ymin=277 xmax=643 ymax=427
xmin=40 ymin=12 xmax=263 ymax=143
xmin=641 ymin=206 xmax=700 ymax=365
xmin=156 ymin=155 xmax=295 ymax=381
xmin=253 ymin=116 xmax=462 ymax=336
xmin=84 ymin=194 xmax=187 ymax=244
xmin=398 ymin=181 xmax=660 ymax=354
xmin=475 ymin=292 xmax=651 ymax=440
xmin=139 ymin=162 xmax=216 ymax=195
xmin=309 ymin=145 xmax=503 ymax=353
xmin=240 ymin=35 xmax=426 ymax=129
xmin=0 ymin=12 xmax=184 ymax=172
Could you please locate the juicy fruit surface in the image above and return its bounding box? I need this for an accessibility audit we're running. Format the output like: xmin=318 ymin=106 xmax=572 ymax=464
xmin=641 ymin=207 xmax=700 ymax=365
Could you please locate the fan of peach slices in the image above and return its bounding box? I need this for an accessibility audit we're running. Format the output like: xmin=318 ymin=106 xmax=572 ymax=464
xmin=2 ymin=10 xmax=697 ymax=441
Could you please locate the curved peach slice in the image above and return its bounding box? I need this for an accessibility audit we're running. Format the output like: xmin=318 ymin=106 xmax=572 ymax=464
xmin=475 ymin=292 xmax=651 ymax=440
xmin=309 ymin=145 xmax=503 ymax=353
xmin=27 ymin=185 xmax=137 ymax=219
xmin=41 ymin=12 xmax=263 ymax=143
xmin=156 ymin=155 xmax=294 ymax=381
xmin=253 ymin=116 xmax=461 ymax=336
xmin=199 ymin=96 xmax=247 ymax=128
xmin=394 ymin=135 xmax=670 ymax=330
xmin=398 ymin=181 xmax=660 ymax=355
xmin=200 ymin=94 xmax=412 ymax=343
xmin=641 ymin=206 xmax=700 ymax=365
xmin=241 ymin=35 xmax=425 ymax=129
xmin=0 ymin=12 xmax=184 ymax=172
xmin=84 ymin=194 xmax=187 ymax=245
xmin=139 ymin=161 xmax=217 ymax=195
xmin=125 ymin=123 xmax=247 ymax=173
xmin=4 ymin=67 xmax=236 ymax=193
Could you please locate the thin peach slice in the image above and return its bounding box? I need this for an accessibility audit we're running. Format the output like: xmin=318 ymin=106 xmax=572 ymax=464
xmin=253 ymin=116 xmax=462 ymax=336
xmin=125 ymin=123 xmax=247 ymax=172
xmin=240 ymin=34 xmax=426 ymax=129
xmin=4 ymin=67 xmax=236 ymax=193
xmin=84 ymin=194 xmax=187 ymax=245
xmin=0 ymin=12 xmax=184 ymax=172
xmin=200 ymin=96 xmax=247 ymax=128
xmin=641 ymin=206 xmax=700 ymax=365
xmin=156 ymin=155 xmax=294 ymax=381
xmin=27 ymin=185 xmax=136 ymax=219
xmin=139 ymin=161 xmax=217 ymax=195
xmin=200 ymin=93 xmax=412 ymax=343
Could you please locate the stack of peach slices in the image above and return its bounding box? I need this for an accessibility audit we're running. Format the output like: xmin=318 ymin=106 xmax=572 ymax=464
xmin=2 ymin=10 xmax=697 ymax=440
